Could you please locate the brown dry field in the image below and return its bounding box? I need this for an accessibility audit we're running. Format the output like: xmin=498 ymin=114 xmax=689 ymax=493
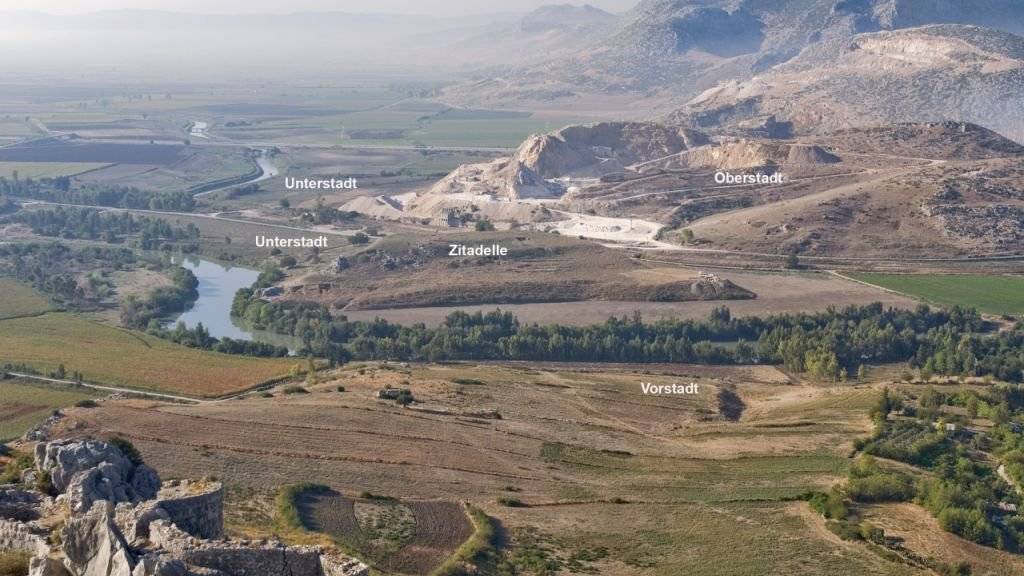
xmin=342 ymin=269 xmax=916 ymax=326
xmin=48 ymin=361 xmax=1013 ymax=573
xmin=52 ymin=361 xmax=873 ymax=500
xmin=861 ymin=503 xmax=1024 ymax=576
xmin=287 ymin=231 xmax=754 ymax=312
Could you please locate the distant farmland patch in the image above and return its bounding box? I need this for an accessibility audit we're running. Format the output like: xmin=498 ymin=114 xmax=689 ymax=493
xmin=0 ymin=278 xmax=50 ymax=320
xmin=851 ymin=273 xmax=1024 ymax=316
xmin=0 ymin=379 xmax=100 ymax=441
xmin=197 ymin=103 xmax=340 ymax=117
xmin=0 ymin=142 xmax=183 ymax=165
xmin=0 ymin=313 xmax=296 ymax=397
xmin=0 ymin=161 xmax=111 ymax=179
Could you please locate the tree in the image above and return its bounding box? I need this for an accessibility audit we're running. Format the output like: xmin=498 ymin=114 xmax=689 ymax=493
xmin=278 ymin=198 xmax=290 ymax=209
xmin=350 ymin=232 xmax=370 ymax=245
xmin=784 ymin=253 xmax=800 ymax=269
xmin=966 ymin=395 xmax=979 ymax=419
xmin=680 ymin=229 xmax=695 ymax=244
xmin=475 ymin=219 xmax=495 ymax=232
xmin=305 ymin=356 xmax=318 ymax=385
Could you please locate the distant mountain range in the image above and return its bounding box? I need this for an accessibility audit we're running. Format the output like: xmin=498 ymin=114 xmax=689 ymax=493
xmin=442 ymin=0 xmax=1024 ymax=141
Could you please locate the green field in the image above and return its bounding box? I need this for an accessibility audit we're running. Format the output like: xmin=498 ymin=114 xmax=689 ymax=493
xmin=852 ymin=274 xmax=1024 ymax=315
xmin=0 ymin=313 xmax=297 ymax=397
xmin=0 ymin=379 xmax=100 ymax=441
xmin=0 ymin=278 xmax=50 ymax=320
xmin=0 ymin=161 xmax=111 ymax=179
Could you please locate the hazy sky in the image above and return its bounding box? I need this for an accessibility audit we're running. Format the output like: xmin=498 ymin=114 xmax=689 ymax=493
xmin=0 ymin=0 xmax=637 ymax=16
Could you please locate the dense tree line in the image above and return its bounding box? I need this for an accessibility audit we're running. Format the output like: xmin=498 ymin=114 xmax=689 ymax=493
xmin=228 ymin=294 xmax=1022 ymax=382
xmin=0 ymin=242 xmax=136 ymax=308
xmin=146 ymin=321 xmax=289 ymax=357
xmin=120 ymin=266 xmax=199 ymax=329
xmin=0 ymin=176 xmax=195 ymax=211
xmin=0 ymin=193 xmax=18 ymax=214
xmin=6 ymin=206 xmax=200 ymax=250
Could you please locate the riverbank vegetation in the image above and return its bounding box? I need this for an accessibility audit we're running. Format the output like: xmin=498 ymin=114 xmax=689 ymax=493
xmin=6 ymin=206 xmax=200 ymax=251
xmin=0 ymin=176 xmax=195 ymax=211
xmin=230 ymin=293 xmax=1023 ymax=383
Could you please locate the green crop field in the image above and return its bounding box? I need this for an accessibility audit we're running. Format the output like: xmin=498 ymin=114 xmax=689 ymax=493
xmin=0 ymin=161 xmax=111 ymax=179
xmin=0 ymin=379 xmax=100 ymax=441
xmin=851 ymin=274 xmax=1024 ymax=315
xmin=0 ymin=278 xmax=50 ymax=320
xmin=0 ymin=313 xmax=297 ymax=397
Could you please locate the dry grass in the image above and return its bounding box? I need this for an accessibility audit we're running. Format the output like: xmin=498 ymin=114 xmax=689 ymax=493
xmin=0 ymin=379 xmax=100 ymax=441
xmin=343 ymin=270 xmax=916 ymax=326
xmin=0 ymin=278 xmax=50 ymax=320
xmin=49 ymin=362 xmax=1008 ymax=574
xmin=861 ymin=503 xmax=1024 ymax=576
xmin=0 ymin=313 xmax=296 ymax=397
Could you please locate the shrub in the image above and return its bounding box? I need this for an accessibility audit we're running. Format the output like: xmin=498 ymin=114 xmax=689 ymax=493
xmin=938 ymin=507 xmax=1000 ymax=547
xmin=75 ymin=399 xmax=99 ymax=409
xmin=497 ymin=497 xmax=526 ymax=507
xmin=0 ymin=551 xmax=31 ymax=576
xmin=806 ymin=488 xmax=849 ymax=520
xmin=282 ymin=385 xmax=309 ymax=395
xmin=336 ymin=385 xmax=346 ymax=392
xmin=431 ymin=505 xmax=497 ymax=576
xmin=276 ymin=483 xmax=329 ymax=532
xmin=109 ymin=436 xmax=143 ymax=465
xmin=847 ymin=473 xmax=915 ymax=503
xmin=0 ymin=452 xmax=33 ymax=484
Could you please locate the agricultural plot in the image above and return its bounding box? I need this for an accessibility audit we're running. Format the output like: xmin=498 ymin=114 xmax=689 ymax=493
xmin=296 ymin=490 xmax=472 ymax=575
xmin=0 ymin=379 xmax=100 ymax=441
xmin=48 ymin=361 xmax=954 ymax=574
xmin=0 ymin=278 xmax=49 ymax=320
xmin=0 ymin=161 xmax=111 ymax=179
xmin=0 ymin=313 xmax=295 ymax=397
xmin=851 ymin=273 xmax=1024 ymax=315
xmin=0 ymin=142 xmax=183 ymax=165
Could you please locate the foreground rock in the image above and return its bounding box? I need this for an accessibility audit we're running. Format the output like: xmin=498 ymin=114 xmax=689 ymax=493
xmin=0 ymin=439 xmax=368 ymax=576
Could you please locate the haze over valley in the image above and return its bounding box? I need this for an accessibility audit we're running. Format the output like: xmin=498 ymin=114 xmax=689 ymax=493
xmin=1 ymin=2 xmax=1024 ymax=576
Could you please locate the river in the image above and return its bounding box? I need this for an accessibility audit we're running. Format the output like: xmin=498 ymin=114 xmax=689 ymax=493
xmin=168 ymin=256 xmax=300 ymax=352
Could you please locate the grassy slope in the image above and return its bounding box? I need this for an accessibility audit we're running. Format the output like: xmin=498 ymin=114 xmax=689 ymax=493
xmin=0 ymin=379 xmax=99 ymax=441
xmin=0 ymin=278 xmax=50 ymax=320
xmin=0 ymin=313 xmax=296 ymax=397
xmin=851 ymin=274 xmax=1024 ymax=315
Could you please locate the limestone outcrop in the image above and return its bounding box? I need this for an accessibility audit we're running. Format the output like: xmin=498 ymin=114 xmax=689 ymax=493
xmin=1 ymin=439 xmax=368 ymax=576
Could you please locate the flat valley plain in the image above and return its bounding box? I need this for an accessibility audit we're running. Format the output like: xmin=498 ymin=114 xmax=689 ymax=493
xmin=0 ymin=313 xmax=296 ymax=397
xmin=851 ymin=273 xmax=1024 ymax=316
xmin=48 ymin=360 xmax=1010 ymax=575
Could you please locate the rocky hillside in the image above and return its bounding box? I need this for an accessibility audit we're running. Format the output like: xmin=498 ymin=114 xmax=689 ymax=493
xmin=443 ymin=0 xmax=1024 ymax=113
xmin=420 ymin=122 xmax=709 ymax=201
xmin=675 ymin=25 xmax=1024 ymax=142
xmin=679 ymin=122 xmax=1024 ymax=257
